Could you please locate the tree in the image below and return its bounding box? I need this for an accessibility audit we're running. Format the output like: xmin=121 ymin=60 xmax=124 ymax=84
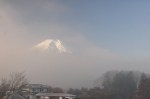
xmin=140 ymin=73 xmax=147 ymax=82
xmin=111 ymin=71 xmax=137 ymax=99
xmin=67 ymin=88 xmax=74 ymax=94
xmin=0 ymin=79 xmax=10 ymax=98
xmin=125 ymin=71 xmax=137 ymax=99
xmin=52 ymin=87 xmax=64 ymax=93
xmin=0 ymin=72 xmax=28 ymax=99
xmin=101 ymin=71 xmax=137 ymax=99
xmin=135 ymin=78 xmax=150 ymax=99
xmin=48 ymin=86 xmax=64 ymax=93
xmin=102 ymin=71 xmax=115 ymax=94
xmin=87 ymin=88 xmax=108 ymax=99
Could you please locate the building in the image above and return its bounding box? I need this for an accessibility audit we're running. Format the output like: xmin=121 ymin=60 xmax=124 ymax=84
xmin=19 ymin=84 xmax=49 ymax=93
xmin=8 ymin=84 xmax=76 ymax=99
xmin=16 ymin=84 xmax=49 ymax=99
xmin=36 ymin=93 xmax=76 ymax=99
xmin=9 ymin=93 xmax=26 ymax=99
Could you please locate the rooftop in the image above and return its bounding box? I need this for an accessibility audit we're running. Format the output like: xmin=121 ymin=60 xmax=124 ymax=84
xmin=24 ymin=84 xmax=49 ymax=88
xmin=36 ymin=93 xmax=76 ymax=97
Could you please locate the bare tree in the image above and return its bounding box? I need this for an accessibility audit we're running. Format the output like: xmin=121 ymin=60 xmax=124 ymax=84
xmin=0 ymin=78 xmax=10 ymax=98
xmin=8 ymin=72 xmax=28 ymax=91
xmin=0 ymin=72 xmax=28 ymax=99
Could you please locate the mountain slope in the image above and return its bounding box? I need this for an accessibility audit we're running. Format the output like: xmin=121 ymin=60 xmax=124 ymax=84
xmin=33 ymin=39 xmax=71 ymax=53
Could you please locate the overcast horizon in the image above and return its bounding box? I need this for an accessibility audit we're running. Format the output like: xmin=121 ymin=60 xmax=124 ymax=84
xmin=1 ymin=0 xmax=150 ymax=89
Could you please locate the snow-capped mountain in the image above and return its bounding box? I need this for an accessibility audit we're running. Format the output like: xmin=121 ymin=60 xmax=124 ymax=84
xmin=33 ymin=39 xmax=71 ymax=53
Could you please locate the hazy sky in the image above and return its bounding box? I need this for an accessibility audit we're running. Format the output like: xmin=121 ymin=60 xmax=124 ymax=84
xmin=0 ymin=0 xmax=150 ymax=89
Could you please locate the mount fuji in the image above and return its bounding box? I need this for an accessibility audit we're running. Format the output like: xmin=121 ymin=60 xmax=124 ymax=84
xmin=32 ymin=39 xmax=71 ymax=54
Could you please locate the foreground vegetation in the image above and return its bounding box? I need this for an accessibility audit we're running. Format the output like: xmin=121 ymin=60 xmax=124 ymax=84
xmin=0 ymin=71 xmax=150 ymax=99
xmin=68 ymin=70 xmax=150 ymax=99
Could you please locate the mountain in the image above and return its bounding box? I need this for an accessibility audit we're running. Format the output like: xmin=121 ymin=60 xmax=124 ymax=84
xmin=32 ymin=39 xmax=71 ymax=54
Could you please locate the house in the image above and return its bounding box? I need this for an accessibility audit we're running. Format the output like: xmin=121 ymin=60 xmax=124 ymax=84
xmin=7 ymin=84 xmax=76 ymax=99
xmin=36 ymin=93 xmax=76 ymax=99
xmin=19 ymin=84 xmax=49 ymax=93
xmin=9 ymin=93 xmax=26 ymax=99
xmin=16 ymin=84 xmax=49 ymax=99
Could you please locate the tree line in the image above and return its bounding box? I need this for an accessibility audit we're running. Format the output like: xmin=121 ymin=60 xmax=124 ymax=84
xmin=0 ymin=71 xmax=150 ymax=99
xmin=68 ymin=70 xmax=150 ymax=99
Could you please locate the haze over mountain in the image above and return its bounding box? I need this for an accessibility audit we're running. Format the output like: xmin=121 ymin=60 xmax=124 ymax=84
xmin=1 ymin=0 xmax=150 ymax=89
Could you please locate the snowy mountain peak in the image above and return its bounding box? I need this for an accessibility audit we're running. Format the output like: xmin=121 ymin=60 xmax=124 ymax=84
xmin=33 ymin=39 xmax=71 ymax=53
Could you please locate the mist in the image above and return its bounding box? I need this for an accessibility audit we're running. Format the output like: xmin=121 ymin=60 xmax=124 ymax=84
xmin=1 ymin=0 xmax=150 ymax=89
